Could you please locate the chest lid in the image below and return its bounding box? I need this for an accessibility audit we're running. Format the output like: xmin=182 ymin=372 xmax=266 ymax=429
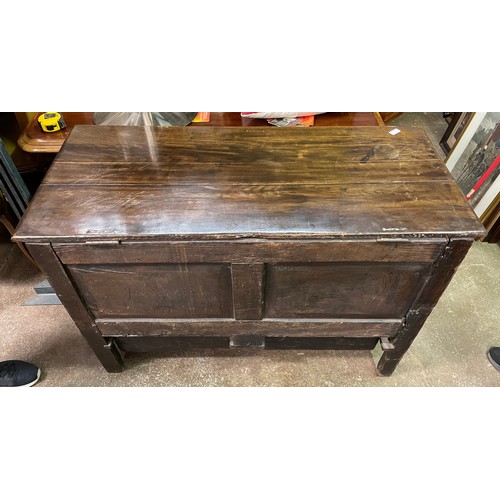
xmin=14 ymin=125 xmax=486 ymax=242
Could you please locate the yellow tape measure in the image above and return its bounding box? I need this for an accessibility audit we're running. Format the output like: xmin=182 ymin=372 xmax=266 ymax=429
xmin=38 ymin=112 xmax=66 ymax=133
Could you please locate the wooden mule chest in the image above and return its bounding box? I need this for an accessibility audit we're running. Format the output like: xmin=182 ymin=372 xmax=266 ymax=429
xmin=13 ymin=125 xmax=486 ymax=375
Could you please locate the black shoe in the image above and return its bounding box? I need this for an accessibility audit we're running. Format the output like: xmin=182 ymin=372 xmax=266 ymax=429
xmin=487 ymin=347 xmax=500 ymax=372
xmin=0 ymin=360 xmax=41 ymax=387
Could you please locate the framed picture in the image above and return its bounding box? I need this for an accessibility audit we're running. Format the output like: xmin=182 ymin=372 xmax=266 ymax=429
xmin=479 ymin=191 xmax=500 ymax=242
xmin=446 ymin=112 xmax=500 ymax=218
xmin=440 ymin=112 xmax=475 ymax=157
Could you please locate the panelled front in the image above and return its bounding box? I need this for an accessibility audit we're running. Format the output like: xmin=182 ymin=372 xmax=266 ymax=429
xmin=54 ymin=239 xmax=446 ymax=339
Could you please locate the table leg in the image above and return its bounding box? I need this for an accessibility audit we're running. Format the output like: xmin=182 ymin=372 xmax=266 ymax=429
xmin=377 ymin=238 xmax=474 ymax=376
xmin=377 ymin=308 xmax=432 ymax=376
xmin=27 ymin=243 xmax=124 ymax=372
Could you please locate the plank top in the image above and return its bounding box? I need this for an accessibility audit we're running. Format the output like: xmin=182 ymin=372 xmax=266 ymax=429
xmin=14 ymin=125 xmax=486 ymax=242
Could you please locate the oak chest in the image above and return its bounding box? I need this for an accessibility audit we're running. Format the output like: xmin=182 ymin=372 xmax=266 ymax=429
xmin=13 ymin=125 xmax=486 ymax=375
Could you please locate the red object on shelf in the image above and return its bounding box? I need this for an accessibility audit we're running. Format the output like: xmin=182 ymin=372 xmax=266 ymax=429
xmin=466 ymin=153 xmax=500 ymax=200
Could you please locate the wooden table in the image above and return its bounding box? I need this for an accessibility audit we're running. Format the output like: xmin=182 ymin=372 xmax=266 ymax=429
xmin=17 ymin=112 xmax=383 ymax=153
xmin=13 ymin=125 xmax=485 ymax=375
xmin=17 ymin=112 xmax=94 ymax=153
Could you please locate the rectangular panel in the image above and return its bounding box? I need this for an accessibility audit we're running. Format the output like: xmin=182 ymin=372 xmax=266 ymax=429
xmin=53 ymin=239 xmax=447 ymax=265
xmin=231 ymin=264 xmax=265 ymax=319
xmin=265 ymin=337 xmax=379 ymax=350
xmin=96 ymin=318 xmax=402 ymax=338
xmin=45 ymin=159 xmax=450 ymax=185
xmin=66 ymin=263 xmax=233 ymax=319
xmin=114 ymin=336 xmax=230 ymax=352
xmin=15 ymin=181 xmax=484 ymax=241
xmin=56 ymin=125 xmax=440 ymax=163
xmin=114 ymin=336 xmax=379 ymax=352
xmin=264 ymin=263 xmax=430 ymax=319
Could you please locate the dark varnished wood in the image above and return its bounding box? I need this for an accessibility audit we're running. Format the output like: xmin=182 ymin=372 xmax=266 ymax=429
xmin=377 ymin=238 xmax=474 ymax=376
xmin=14 ymin=126 xmax=484 ymax=242
xmin=14 ymin=125 xmax=486 ymax=375
xmin=55 ymin=125 xmax=439 ymax=164
xmin=26 ymin=243 xmax=123 ymax=371
xmin=264 ymin=263 xmax=431 ymax=319
xmin=44 ymin=159 xmax=451 ymax=185
xmin=66 ymin=263 xmax=233 ymax=319
xmin=15 ymin=181 xmax=483 ymax=241
xmin=114 ymin=336 xmax=380 ymax=352
xmin=265 ymin=337 xmax=379 ymax=350
xmin=97 ymin=318 xmax=402 ymax=338
xmin=231 ymin=264 xmax=265 ymax=320
xmin=114 ymin=336 xmax=230 ymax=351
xmin=53 ymin=240 xmax=447 ymax=265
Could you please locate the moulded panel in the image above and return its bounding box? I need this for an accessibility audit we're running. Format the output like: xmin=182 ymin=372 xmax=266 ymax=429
xmin=264 ymin=263 xmax=430 ymax=319
xmin=66 ymin=263 xmax=233 ymax=319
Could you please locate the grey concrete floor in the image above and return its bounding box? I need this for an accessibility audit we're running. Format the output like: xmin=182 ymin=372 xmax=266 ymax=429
xmin=1 ymin=233 xmax=499 ymax=387
xmin=2 ymin=113 xmax=499 ymax=386
xmin=390 ymin=112 xmax=449 ymax=160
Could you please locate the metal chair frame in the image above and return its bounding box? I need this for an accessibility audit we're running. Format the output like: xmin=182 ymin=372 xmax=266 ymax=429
xmin=0 ymin=138 xmax=37 ymax=266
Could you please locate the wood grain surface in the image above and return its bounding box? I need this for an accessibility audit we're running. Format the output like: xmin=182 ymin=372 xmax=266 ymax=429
xmin=264 ymin=263 xmax=430 ymax=319
xmin=14 ymin=126 xmax=485 ymax=242
xmin=52 ymin=239 xmax=447 ymax=265
xmin=97 ymin=318 xmax=402 ymax=338
xmin=377 ymin=238 xmax=474 ymax=375
xmin=67 ymin=263 xmax=234 ymax=319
